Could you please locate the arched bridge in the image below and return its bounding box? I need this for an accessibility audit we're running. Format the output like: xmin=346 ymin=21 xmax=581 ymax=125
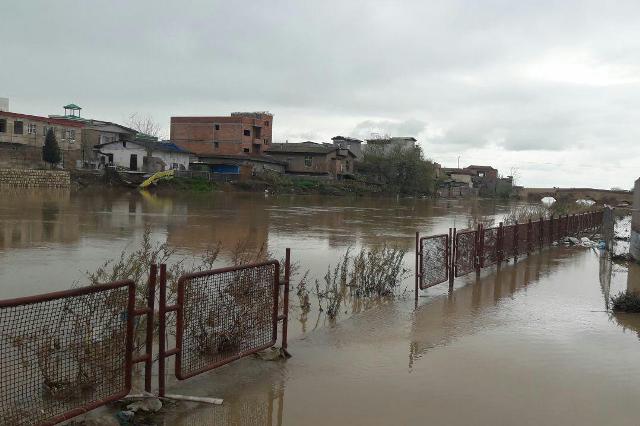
xmin=517 ymin=187 xmax=633 ymax=205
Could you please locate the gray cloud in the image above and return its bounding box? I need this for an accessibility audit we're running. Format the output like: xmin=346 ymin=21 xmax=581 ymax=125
xmin=2 ymin=0 xmax=640 ymax=187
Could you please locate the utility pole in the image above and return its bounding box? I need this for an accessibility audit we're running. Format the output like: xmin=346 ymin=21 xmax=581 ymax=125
xmin=457 ymin=155 xmax=461 ymax=169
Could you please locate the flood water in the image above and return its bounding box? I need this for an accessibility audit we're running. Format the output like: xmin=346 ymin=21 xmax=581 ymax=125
xmin=1 ymin=189 xmax=639 ymax=425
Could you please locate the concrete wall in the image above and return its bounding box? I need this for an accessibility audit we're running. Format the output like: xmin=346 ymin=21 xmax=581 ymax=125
xmin=631 ymin=178 xmax=640 ymax=261
xmin=0 ymin=169 xmax=70 ymax=188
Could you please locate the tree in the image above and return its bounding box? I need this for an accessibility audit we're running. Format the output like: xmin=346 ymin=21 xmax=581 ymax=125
xmin=42 ymin=128 xmax=61 ymax=168
xmin=358 ymin=144 xmax=436 ymax=195
xmin=125 ymin=113 xmax=164 ymax=139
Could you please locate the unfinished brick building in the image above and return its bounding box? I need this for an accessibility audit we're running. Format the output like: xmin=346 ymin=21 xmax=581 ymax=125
xmin=170 ymin=112 xmax=273 ymax=156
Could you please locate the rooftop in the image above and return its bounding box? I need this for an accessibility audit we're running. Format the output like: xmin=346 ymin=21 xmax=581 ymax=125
xmin=0 ymin=111 xmax=84 ymax=127
xmin=267 ymin=142 xmax=340 ymax=154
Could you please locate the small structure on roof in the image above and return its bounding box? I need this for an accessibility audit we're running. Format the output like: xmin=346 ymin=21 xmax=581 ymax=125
xmin=63 ymin=104 xmax=82 ymax=118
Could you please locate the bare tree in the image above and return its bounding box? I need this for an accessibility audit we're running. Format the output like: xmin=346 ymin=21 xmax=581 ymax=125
xmin=125 ymin=113 xmax=165 ymax=139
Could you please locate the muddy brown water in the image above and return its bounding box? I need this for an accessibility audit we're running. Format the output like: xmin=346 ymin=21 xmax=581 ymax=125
xmin=1 ymin=189 xmax=639 ymax=425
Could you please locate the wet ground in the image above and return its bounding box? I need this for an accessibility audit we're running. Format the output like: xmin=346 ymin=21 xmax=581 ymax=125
xmin=1 ymin=189 xmax=639 ymax=425
xmin=163 ymin=249 xmax=640 ymax=426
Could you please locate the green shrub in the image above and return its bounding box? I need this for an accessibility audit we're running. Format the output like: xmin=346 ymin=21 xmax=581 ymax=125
xmin=611 ymin=290 xmax=640 ymax=313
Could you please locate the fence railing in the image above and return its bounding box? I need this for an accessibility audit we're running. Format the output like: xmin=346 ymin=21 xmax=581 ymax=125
xmin=0 ymin=251 xmax=291 ymax=425
xmin=415 ymin=211 xmax=603 ymax=298
xmin=0 ymin=281 xmax=136 ymax=426
xmin=157 ymin=250 xmax=290 ymax=397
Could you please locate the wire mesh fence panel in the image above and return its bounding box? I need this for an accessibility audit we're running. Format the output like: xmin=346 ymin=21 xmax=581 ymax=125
xmin=529 ymin=221 xmax=541 ymax=251
xmin=454 ymin=230 xmax=477 ymax=277
xmin=481 ymin=227 xmax=499 ymax=267
xmin=502 ymin=225 xmax=516 ymax=260
xmin=176 ymin=262 xmax=279 ymax=380
xmin=542 ymin=219 xmax=552 ymax=246
xmin=419 ymin=235 xmax=449 ymax=289
xmin=515 ymin=223 xmax=529 ymax=257
xmin=0 ymin=282 xmax=134 ymax=426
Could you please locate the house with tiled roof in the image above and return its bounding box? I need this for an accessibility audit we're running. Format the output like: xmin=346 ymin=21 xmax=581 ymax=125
xmin=266 ymin=141 xmax=356 ymax=178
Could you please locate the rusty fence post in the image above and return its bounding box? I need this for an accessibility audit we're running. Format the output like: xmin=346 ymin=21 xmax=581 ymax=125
xmin=476 ymin=224 xmax=484 ymax=273
xmin=513 ymin=220 xmax=520 ymax=263
xmin=144 ymin=265 xmax=156 ymax=393
xmin=497 ymin=222 xmax=504 ymax=265
xmin=415 ymin=231 xmax=420 ymax=301
xmin=449 ymin=228 xmax=456 ymax=286
xmin=282 ymin=248 xmax=291 ymax=351
xmin=158 ymin=264 xmax=168 ymax=398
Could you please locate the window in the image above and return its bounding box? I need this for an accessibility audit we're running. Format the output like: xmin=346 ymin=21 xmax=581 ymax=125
xmin=264 ymin=121 xmax=269 ymax=127
xmin=214 ymin=124 xmax=220 ymax=130
xmin=243 ymin=129 xmax=251 ymax=136
xmin=68 ymin=130 xmax=75 ymax=142
xmin=172 ymin=163 xmax=179 ymax=170
xmin=0 ymin=119 xmax=6 ymax=133
xmin=27 ymin=124 xmax=37 ymax=135
xmin=243 ymin=148 xmax=250 ymax=153
xmin=14 ymin=121 xmax=24 ymax=135
xmin=304 ymin=155 xmax=312 ymax=167
xmin=122 ymin=141 xmax=127 ymax=148
xmin=478 ymin=172 xmax=485 ymax=177
xmin=264 ymin=138 xmax=268 ymax=144
xmin=214 ymin=142 xmax=219 ymax=149
xmin=61 ymin=129 xmax=67 ymax=140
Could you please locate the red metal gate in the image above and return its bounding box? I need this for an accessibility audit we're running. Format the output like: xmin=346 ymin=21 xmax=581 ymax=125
xmin=417 ymin=233 xmax=450 ymax=289
xmin=0 ymin=281 xmax=136 ymax=426
xmin=454 ymin=229 xmax=478 ymax=277
xmin=481 ymin=226 xmax=499 ymax=267
xmin=158 ymin=252 xmax=290 ymax=396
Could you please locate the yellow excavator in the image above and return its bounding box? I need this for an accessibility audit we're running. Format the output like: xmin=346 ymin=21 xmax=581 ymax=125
xmin=139 ymin=169 xmax=175 ymax=189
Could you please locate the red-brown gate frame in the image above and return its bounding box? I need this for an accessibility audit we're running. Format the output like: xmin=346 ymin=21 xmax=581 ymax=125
xmin=0 ymin=280 xmax=141 ymax=426
xmin=157 ymin=249 xmax=291 ymax=397
xmin=416 ymin=231 xmax=451 ymax=292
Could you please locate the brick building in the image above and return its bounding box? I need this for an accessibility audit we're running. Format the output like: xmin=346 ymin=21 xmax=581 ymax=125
xmin=170 ymin=112 xmax=273 ymax=156
xmin=0 ymin=111 xmax=83 ymax=169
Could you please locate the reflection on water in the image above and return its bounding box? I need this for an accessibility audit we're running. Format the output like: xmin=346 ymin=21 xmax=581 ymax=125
xmin=3 ymin=189 xmax=640 ymax=425
xmin=160 ymin=248 xmax=640 ymax=426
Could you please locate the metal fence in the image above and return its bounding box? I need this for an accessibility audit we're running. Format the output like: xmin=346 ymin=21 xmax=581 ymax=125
xmin=0 ymin=249 xmax=291 ymax=425
xmin=0 ymin=281 xmax=136 ymax=426
xmin=454 ymin=230 xmax=477 ymax=277
xmin=417 ymin=234 xmax=449 ymax=290
xmin=416 ymin=211 xmax=603 ymax=298
xmin=158 ymin=251 xmax=290 ymax=397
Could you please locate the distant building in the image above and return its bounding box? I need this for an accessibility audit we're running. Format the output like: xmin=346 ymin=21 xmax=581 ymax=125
xmin=266 ymin=142 xmax=356 ymax=178
xmin=0 ymin=110 xmax=83 ymax=169
xmin=49 ymin=104 xmax=156 ymax=168
xmin=365 ymin=136 xmax=417 ymax=155
xmin=331 ymin=136 xmax=363 ymax=160
xmin=0 ymin=98 xmax=8 ymax=112
xmin=94 ymin=140 xmax=191 ymax=172
xmin=464 ymin=165 xmax=498 ymax=180
xmin=441 ymin=168 xmax=474 ymax=187
xmin=170 ymin=112 xmax=273 ymax=156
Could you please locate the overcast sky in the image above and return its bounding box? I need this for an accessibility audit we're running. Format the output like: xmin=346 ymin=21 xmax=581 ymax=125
xmin=2 ymin=0 xmax=639 ymax=188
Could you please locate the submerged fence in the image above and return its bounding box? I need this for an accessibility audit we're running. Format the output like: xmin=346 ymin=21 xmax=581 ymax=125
xmin=0 ymin=251 xmax=290 ymax=426
xmin=415 ymin=211 xmax=603 ymax=298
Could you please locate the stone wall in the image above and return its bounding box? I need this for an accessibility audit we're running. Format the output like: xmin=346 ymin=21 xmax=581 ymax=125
xmin=631 ymin=178 xmax=640 ymax=261
xmin=0 ymin=169 xmax=70 ymax=188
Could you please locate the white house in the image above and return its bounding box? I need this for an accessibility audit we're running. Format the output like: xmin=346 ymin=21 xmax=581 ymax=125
xmin=95 ymin=140 xmax=191 ymax=171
